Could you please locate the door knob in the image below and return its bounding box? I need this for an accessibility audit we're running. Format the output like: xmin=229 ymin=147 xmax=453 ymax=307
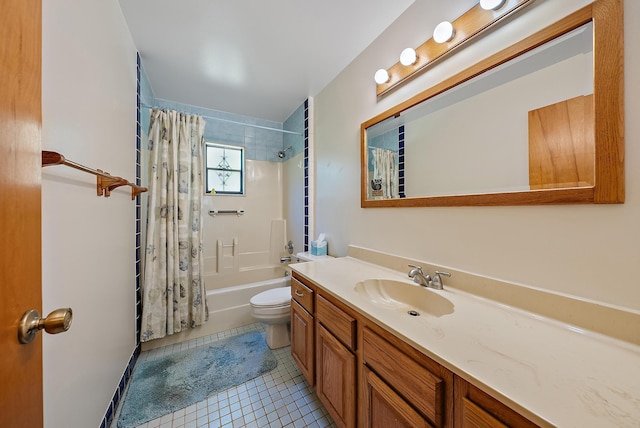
xmin=18 ymin=308 xmax=73 ymax=344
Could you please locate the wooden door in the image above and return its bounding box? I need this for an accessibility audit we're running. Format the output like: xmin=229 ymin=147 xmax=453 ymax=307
xmin=316 ymin=324 xmax=356 ymax=428
xmin=291 ymin=300 xmax=315 ymax=385
xmin=0 ymin=0 xmax=43 ymax=427
xmin=362 ymin=367 xmax=432 ymax=428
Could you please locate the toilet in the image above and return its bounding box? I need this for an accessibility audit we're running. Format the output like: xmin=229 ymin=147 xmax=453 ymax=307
xmin=250 ymin=252 xmax=332 ymax=349
xmin=249 ymin=286 xmax=292 ymax=349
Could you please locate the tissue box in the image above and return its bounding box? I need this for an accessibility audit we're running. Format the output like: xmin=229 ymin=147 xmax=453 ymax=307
xmin=310 ymin=240 xmax=327 ymax=256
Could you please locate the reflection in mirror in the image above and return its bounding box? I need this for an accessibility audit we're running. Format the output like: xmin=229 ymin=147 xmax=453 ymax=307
xmin=366 ymin=23 xmax=593 ymax=200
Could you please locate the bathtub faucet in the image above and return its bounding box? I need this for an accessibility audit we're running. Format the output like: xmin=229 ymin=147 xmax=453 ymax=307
xmin=280 ymin=256 xmax=292 ymax=263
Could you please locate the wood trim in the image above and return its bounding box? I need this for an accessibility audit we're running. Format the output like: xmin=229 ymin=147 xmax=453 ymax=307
xmin=362 ymin=187 xmax=594 ymax=208
xmin=361 ymin=0 xmax=624 ymax=207
xmin=592 ymin=0 xmax=624 ymax=203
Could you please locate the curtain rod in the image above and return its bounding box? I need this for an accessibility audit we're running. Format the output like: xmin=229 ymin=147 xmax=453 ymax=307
xmin=140 ymin=104 xmax=302 ymax=136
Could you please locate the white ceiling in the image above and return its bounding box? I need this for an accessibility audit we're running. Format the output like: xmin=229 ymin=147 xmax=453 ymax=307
xmin=118 ymin=0 xmax=415 ymax=122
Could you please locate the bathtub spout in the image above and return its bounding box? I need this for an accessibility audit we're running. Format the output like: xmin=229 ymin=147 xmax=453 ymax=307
xmin=280 ymin=256 xmax=292 ymax=263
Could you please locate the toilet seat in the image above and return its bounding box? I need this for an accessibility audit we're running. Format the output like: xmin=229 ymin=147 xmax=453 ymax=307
xmin=250 ymin=287 xmax=291 ymax=308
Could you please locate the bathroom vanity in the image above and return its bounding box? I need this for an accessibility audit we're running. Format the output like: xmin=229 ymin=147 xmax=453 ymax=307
xmin=290 ymin=252 xmax=640 ymax=427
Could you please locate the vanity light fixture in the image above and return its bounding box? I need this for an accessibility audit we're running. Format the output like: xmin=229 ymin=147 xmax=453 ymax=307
xmin=433 ymin=21 xmax=455 ymax=44
xmin=399 ymin=48 xmax=418 ymax=66
xmin=374 ymin=68 xmax=390 ymax=85
xmin=480 ymin=0 xmax=507 ymax=10
xmin=374 ymin=0 xmax=535 ymax=97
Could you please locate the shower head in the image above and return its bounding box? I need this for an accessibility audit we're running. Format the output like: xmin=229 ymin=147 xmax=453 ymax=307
xmin=277 ymin=146 xmax=293 ymax=159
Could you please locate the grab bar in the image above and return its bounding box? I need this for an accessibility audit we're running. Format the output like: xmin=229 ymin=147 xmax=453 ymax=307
xmin=208 ymin=209 xmax=245 ymax=217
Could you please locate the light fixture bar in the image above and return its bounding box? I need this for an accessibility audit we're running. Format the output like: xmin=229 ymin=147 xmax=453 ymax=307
xmin=376 ymin=0 xmax=535 ymax=97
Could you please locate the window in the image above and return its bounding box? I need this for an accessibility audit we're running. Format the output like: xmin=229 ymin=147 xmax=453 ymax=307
xmin=205 ymin=143 xmax=244 ymax=195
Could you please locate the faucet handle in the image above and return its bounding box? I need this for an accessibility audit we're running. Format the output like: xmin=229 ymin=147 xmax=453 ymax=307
xmin=408 ymin=264 xmax=423 ymax=273
xmin=430 ymin=271 xmax=451 ymax=289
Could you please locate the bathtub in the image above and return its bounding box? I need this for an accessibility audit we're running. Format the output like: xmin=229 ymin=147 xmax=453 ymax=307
xmin=207 ymin=274 xmax=291 ymax=334
xmin=141 ymin=265 xmax=292 ymax=351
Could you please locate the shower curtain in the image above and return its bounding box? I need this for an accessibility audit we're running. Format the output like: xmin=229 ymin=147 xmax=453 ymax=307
xmin=371 ymin=148 xmax=399 ymax=199
xmin=141 ymin=109 xmax=208 ymax=342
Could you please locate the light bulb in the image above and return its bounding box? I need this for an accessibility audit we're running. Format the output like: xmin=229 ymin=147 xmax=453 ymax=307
xmin=479 ymin=0 xmax=507 ymax=10
xmin=374 ymin=69 xmax=390 ymax=85
xmin=433 ymin=21 xmax=455 ymax=44
xmin=400 ymin=48 xmax=417 ymax=66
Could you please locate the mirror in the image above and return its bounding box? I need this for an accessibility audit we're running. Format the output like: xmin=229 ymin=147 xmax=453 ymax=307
xmin=361 ymin=0 xmax=623 ymax=207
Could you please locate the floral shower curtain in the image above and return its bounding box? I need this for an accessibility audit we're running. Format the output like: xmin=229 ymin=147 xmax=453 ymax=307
xmin=141 ymin=109 xmax=208 ymax=342
xmin=372 ymin=147 xmax=398 ymax=199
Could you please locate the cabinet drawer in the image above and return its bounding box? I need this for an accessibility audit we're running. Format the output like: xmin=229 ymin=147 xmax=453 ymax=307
xmin=291 ymin=277 xmax=314 ymax=313
xmin=453 ymin=376 xmax=538 ymax=428
xmin=362 ymin=366 xmax=432 ymax=428
xmin=461 ymin=398 xmax=507 ymax=428
xmin=363 ymin=327 xmax=444 ymax=427
xmin=316 ymin=294 xmax=357 ymax=351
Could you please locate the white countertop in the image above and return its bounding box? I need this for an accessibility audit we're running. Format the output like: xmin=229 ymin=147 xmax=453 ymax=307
xmin=291 ymin=257 xmax=640 ymax=427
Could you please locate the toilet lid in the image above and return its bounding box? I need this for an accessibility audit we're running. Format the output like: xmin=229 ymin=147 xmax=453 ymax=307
xmin=250 ymin=287 xmax=291 ymax=307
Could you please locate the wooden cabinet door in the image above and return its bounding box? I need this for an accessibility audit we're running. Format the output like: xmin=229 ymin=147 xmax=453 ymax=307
xmin=316 ymin=324 xmax=356 ymax=428
xmin=362 ymin=367 xmax=432 ymax=428
xmin=291 ymin=300 xmax=315 ymax=386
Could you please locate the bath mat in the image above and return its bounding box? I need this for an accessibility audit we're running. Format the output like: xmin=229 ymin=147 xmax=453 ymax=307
xmin=117 ymin=331 xmax=277 ymax=428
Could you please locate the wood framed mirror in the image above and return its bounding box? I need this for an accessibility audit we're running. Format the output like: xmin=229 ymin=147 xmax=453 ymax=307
xmin=361 ymin=0 xmax=623 ymax=207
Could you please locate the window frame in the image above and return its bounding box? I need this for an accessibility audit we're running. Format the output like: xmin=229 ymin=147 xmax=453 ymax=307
xmin=204 ymin=142 xmax=245 ymax=196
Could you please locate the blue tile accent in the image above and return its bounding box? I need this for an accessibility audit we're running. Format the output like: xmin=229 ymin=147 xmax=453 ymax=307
xmin=303 ymin=99 xmax=310 ymax=252
xmin=398 ymin=126 xmax=405 ymax=198
xmin=100 ymin=51 xmax=146 ymax=428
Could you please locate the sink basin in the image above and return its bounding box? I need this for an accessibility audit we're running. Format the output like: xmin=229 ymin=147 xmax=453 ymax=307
xmin=354 ymin=279 xmax=454 ymax=317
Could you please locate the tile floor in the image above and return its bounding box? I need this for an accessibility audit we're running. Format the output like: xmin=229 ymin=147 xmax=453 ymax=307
xmin=113 ymin=323 xmax=337 ymax=428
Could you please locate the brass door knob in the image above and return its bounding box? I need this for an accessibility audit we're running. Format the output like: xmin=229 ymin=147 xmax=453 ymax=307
xmin=18 ymin=308 xmax=73 ymax=344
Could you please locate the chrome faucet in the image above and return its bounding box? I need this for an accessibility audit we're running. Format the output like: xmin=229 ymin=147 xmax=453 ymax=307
xmin=280 ymin=256 xmax=292 ymax=263
xmin=407 ymin=265 xmax=451 ymax=290
xmin=429 ymin=271 xmax=451 ymax=290
xmin=407 ymin=265 xmax=431 ymax=287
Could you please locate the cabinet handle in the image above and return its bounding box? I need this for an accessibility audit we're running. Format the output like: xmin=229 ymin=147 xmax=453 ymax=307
xmin=295 ymin=290 xmax=304 ymax=297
